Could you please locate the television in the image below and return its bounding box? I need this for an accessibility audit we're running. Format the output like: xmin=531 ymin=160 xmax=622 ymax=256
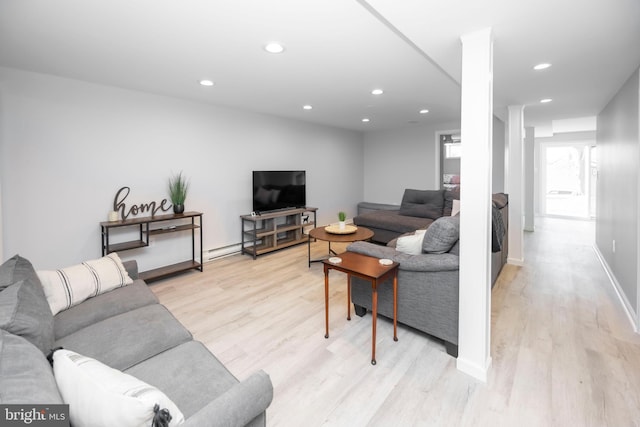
xmin=252 ymin=170 xmax=306 ymax=213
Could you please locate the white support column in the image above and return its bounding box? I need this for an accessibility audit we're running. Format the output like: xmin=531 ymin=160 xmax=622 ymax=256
xmin=457 ymin=27 xmax=493 ymax=382
xmin=524 ymin=126 xmax=535 ymax=232
xmin=506 ymin=105 xmax=525 ymax=265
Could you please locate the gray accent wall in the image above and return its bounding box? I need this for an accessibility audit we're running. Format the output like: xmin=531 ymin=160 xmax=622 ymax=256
xmin=0 ymin=67 xmax=364 ymax=270
xmin=596 ymin=67 xmax=640 ymax=318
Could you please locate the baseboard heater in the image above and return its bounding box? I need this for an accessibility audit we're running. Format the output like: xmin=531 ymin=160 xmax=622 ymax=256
xmin=204 ymin=243 xmax=242 ymax=262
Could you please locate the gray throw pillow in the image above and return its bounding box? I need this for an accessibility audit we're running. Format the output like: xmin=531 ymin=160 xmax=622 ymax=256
xmin=0 ymin=255 xmax=55 ymax=354
xmin=422 ymin=215 xmax=460 ymax=254
xmin=398 ymin=189 xmax=445 ymax=219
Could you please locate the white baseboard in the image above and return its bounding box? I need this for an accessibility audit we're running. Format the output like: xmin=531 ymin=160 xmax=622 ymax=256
xmin=456 ymin=355 xmax=492 ymax=382
xmin=507 ymin=257 xmax=524 ymax=266
xmin=593 ymin=245 xmax=638 ymax=332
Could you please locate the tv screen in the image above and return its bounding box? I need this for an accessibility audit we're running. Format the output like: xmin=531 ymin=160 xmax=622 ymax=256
xmin=253 ymin=170 xmax=306 ymax=213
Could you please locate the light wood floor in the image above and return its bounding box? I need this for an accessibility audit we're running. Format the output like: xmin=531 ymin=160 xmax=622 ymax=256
xmin=150 ymin=217 xmax=640 ymax=426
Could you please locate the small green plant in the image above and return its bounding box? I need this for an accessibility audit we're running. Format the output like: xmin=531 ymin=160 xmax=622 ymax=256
xmin=168 ymin=171 xmax=190 ymax=205
xmin=338 ymin=211 xmax=346 ymax=222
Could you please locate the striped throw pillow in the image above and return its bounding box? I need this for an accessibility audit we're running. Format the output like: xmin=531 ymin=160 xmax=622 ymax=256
xmin=37 ymin=253 xmax=133 ymax=315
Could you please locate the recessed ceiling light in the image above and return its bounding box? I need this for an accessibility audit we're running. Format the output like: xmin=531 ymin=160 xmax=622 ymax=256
xmin=303 ymin=105 xmax=313 ymax=110
xmin=264 ymin=42 xmax=285 ymax=54
xmin=540 ymin=98 xmax=553 ymax=103
xmin=419 ymin=109 xmax=429 ymax=114
xmin=199 ymin=79 xmax=214 ymax=87
xmin=362 ymin=118 xmax=371 ymax=123
xmin=534 ymin=63 xmax=552 ymax=70
xmin=371 ymin=89 xmax=384 ymax=95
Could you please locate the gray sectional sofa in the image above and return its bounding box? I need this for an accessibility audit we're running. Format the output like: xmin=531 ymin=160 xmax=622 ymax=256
xmin=354 ymin=188 xmax=462 ymax=244
xmin=0 ymin=254 xmax=273 ymax=427
xmin=348 ymin=189 xmax=508 ymax=357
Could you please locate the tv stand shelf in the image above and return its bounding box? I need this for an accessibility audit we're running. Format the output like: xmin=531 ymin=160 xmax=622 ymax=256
xmin=241 ymin=207 xmax=317 ymax=259
xmin=100 ymin=211 xmax=203 ymax=281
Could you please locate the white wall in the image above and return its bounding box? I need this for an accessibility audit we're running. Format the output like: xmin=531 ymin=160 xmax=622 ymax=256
xmin=362 ymin=121 xmax=460 ymax=204
xmin=362 ymin=117 xmax=506 ymax=205
xmin=0 ymin=67 xmax=364 ymax=270
xmin=596 ymin=67 xmax=640 ymax=322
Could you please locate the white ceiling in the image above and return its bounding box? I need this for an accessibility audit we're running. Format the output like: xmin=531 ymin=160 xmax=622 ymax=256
xmin=1 ymin=0 xmax=639 ymax=132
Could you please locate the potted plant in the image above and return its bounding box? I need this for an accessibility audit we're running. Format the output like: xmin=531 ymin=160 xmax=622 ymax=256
xmin=168 ymin=171 xmax=189 ymax=214
xmin=338 ymin=211 xmax=346 ymax=230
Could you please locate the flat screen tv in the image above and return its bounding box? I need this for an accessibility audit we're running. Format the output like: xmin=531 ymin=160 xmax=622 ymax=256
xmin=252 ymin=170 xmax=306 ymax=213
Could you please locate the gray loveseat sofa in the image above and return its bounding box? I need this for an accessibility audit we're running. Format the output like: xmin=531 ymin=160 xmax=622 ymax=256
xmin=348 ymin=190 xmax=509 ymax=358
xmin=0 ymin=254 xmax=273 ymax=426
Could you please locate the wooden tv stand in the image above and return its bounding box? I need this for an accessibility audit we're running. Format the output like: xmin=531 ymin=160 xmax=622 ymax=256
xmin=240 ymin=207 xmax=317 ymax=259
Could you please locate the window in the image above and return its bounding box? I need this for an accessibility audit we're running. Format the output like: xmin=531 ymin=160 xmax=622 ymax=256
xmin=444 ymin=142 xmax=462 ymax=159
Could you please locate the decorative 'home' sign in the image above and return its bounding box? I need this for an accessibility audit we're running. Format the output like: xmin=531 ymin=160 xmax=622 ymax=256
xmin=113 ymin=186 xmax=172 ymax=220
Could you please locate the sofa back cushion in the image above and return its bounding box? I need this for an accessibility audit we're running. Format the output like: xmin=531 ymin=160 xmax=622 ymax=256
xmin=443 ymin=189 xmax=460 ymax=216
xmin=422 ymin=215 xmax=460 ymax=254
xmin=0 ymin=255 xmax=54 ymax=354
xmin=398 ymin=189 xmax=445 ymax=219
xmin=0 ymin=330 xmax=63 ymax=404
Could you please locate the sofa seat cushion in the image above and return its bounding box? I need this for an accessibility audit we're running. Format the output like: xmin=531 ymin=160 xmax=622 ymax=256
xmin=354 ymin=210 xmax=434 ymax=234
xmin=0 ymin=255 xmax=54 ymax=354
xmin=55 ymin=304 xmax=192 ymax=371
xmin=54 ymin=279 xmax=157 ymax=340
xmin=0 ymin=330 xmax=63 ymax=404
xmin=53 ymin=349 xmax=184 ymax=427
xmin=125 ymin=341 xmax=239 ymax=418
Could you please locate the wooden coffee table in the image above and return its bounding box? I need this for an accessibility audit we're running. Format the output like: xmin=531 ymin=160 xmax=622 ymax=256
xmin=308 ymin=226 xmax=374 ymax=267
xmin=322 ymin=251 xmax=399 ymax=365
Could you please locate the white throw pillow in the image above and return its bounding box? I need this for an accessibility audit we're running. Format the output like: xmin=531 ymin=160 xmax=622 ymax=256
xmin=395 ymin=229 xmax=427 ymax=255
xmin=451 ymin=199 xmax=461 ymax=216
xmin=53 ymin=349 xmax=184 ymax=427
xmin=37 ymin=253 xmax=133 ymax=315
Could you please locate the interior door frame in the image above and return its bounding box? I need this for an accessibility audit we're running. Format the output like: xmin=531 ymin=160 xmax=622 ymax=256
xmin=435 ymin=129 xmax=461 ymax=189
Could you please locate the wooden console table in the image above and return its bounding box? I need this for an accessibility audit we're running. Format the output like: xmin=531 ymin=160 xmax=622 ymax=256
xmin=322 ymin=251 xmax=399 ymax=365
xmin=100 ymin=211 xmax=203 ymax=282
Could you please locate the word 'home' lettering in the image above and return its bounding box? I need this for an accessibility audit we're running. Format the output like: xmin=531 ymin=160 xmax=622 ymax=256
xmin=113 ymin=186 xmax=172 ymax=220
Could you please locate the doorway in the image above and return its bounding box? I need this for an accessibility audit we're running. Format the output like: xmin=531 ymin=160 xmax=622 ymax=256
xmin=539 ymin=143 xmax=597 ymax=219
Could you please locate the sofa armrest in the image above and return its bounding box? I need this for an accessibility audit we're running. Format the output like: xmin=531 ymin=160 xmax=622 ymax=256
xmin=347 ymin=241 xmax=459 ymax=272
xmin=122 ymin=260 xmax=139 ymax=280
xmin=181 ymin=370 xmax=273 ymax=427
